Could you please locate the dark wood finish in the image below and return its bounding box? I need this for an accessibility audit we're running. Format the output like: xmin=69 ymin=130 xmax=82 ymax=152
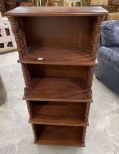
xmin=24 ymin=78 xmax=92 ymax=102
xmin=27 ymin=101 xmax=89 ymax=126
xmin=33 ymin=125 xmax=85 ymax=146
xmin=5 ymin=6 xmax=108 ymax=16
xmin=5 ymin=0 xmax=17 ymax=11
xmin=18 ymin=47 xmax=97 ymax=66
xmin=27 ymin=65 xmax=90 ymax=79
xmin=6 ymin=7 xmax=108 ymax=147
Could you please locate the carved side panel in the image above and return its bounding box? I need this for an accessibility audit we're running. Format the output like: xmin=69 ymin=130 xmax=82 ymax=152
xmin=87 ymin=16 xmax=105 ymax=88
xmin=9 ymin=17 xmax=27 ymax=59
xmin=22 ymin=64 xmax=31 ymax=87
xmin=90 ymin=16 xmax=104 ymax=54
xmin=87 ymin=66 xmax=93 ymax=89
xmin=9 ymin=17 xmax=31 ymax=91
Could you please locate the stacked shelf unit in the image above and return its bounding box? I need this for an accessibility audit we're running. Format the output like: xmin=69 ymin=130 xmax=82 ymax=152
xmin=6 ymin=7 xmax=108 ymax=147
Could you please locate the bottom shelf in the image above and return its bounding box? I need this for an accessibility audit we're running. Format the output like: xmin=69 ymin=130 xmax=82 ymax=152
xmin=33 ymin=124 xmax=85 ymax=147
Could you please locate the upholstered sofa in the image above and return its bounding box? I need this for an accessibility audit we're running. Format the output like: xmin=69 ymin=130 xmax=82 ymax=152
xmin=94 ymin=20 xmax=119 ymax=95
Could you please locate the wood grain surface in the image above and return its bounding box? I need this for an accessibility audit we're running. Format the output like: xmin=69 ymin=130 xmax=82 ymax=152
xmin=33 ymin=125 xmax=85 ymax=146
xmin=28 ymin=101 xmax=88 ymax=126
xmin=7 ymin=7 xmax=108 ymax=146
xmin=6 ymin=6 xmax=108 ymax=16
xmin=24 ymin=78 xmax=92 ymax=102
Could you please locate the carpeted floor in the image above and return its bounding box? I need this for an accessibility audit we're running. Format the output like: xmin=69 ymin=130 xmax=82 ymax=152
xmin=0 ymin=52 xmax=119 ymax=154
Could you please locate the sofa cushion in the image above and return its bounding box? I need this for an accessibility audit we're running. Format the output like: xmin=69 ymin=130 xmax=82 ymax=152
xmin=97 ymin=46 xmax=119 ymax=72
xmin=101 ymin=20 xmax=119 ymax=47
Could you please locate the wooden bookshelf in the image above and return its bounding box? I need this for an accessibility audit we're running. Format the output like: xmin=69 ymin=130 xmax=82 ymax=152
xmin=6 ymin=6 xmax=108 ymax=147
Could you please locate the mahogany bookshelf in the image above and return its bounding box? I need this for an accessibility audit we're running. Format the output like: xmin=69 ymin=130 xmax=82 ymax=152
xmin=6 ymin=6 xmax=108 ymax=147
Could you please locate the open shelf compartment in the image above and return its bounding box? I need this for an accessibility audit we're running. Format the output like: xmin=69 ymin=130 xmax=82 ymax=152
xmin=18 ymin=16 xmax=98 ymax=66
xmin=33 ymin=124 xmax=85 ymax=147
xmin=24 ymin=77 xmax=92 ymax=102
xmin=27 ymin=101 xmax=89 ymax=126
xmin=24 ymin=64 xmax=92 ymax=102
xmin=19 ymin=47 xmax=96 ymax=66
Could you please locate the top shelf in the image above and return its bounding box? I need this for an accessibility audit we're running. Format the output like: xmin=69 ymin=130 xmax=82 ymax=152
xmin=5 ymin=6 xmax=108 ymax=17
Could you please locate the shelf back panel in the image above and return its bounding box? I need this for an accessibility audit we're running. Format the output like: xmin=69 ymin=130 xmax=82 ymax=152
xmin=33 ymin=124 xmax=84 ymax=146
xmin=29 ymin=101 xmax=87 ymax=121
xmin=27 ymin=64 xmax=89 ymax=79
xmin=23 ymin=16 xmax=95 ymax=50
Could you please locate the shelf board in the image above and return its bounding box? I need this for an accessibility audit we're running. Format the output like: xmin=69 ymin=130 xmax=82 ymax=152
xmin=34 ymin=125 xmax=85 ymax=147
xmin=6 ymin=6 xmax=108 ymax=17
xmin=24 ymin=78 xmax=92 ymax=102
xmin=30 ymin=118 xmax=88 ymax=126
xmin=29 ymin=103 xmax=88 ymax=126
xmin=18 ymin=47 xmax=97 ymax=66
